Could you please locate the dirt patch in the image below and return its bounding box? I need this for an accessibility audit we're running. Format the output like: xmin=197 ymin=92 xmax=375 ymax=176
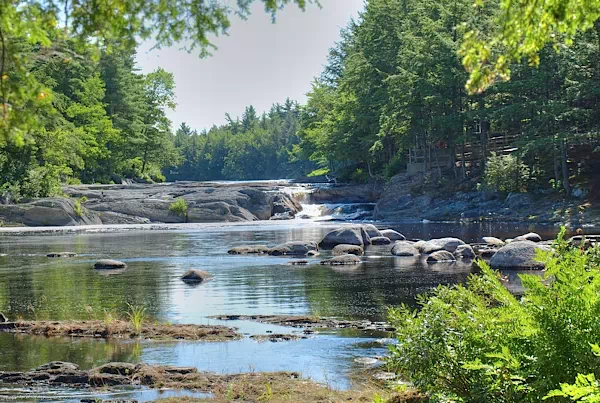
xmin=209 ymin=315 xmax=395 ymax=332
xmin=0 ymin=361 xmax=426 ymax=403
xmin=0 ymin=320 xmax=240 ymax=341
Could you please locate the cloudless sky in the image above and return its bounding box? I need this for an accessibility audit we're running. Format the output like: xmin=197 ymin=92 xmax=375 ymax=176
xmin=136 ymin=0 xmax=364 ymax=132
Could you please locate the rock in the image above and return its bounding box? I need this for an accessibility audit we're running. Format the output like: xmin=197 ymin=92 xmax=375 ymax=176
xmin=93 ymin=259 xmax=127 ymax=270
xmin=490 ymin=241 xmax=550 ymax=269
xmin=321 ymin=254 xmax=361 ymax=265
xmin=95 ymin=362 xmax=137 ymax=376
xmin=482 ymin=237 xmax=505 ymax=247
xmin=36 ymin=362 xmax=80 ymax=373
xmin=391 ymin=241 xmax=420 ymax=257
xmin=289 ymin=260 xmax=309 ymax=266
xmin=308 ymin=184 xmax=384 ymax=204
xmin=505 ymin=192 xmax=532 ymax=210
xmin=370 ymin=236 xmax=391 ymax=245
xmin=228 ymin=245 xmax=270 ymax=255
xmin=380 ymin=229 xmax=406 ymax=241
xmin=362 ymin=224 xmax=382 ymax=238
xmin=332 ymin=244 xmax=364 ymax=256
xmin=272 ymin=193 xmax=302 ymax=217
xmin=319 ymin=227 xmax=368 ymax=249
xmin=372 ymin=371 xmax=398 ymax=381
xmin=426 ymin=251 xmax=457 ymax=263
xmin=47 ymin=252 xmax=77 ymax=258
xmin=307 ymin=250 xmax=320 ymax=257
xmin=354 ymin=357 xmax=379 ymax=366
xmin=0 ymin=312 xmax=6 ymax=323
xmin=270 ymin=212 xmax=295 ymax=220
xmin=472 ymin=244 xmax=499 ymax=259
xmin=454 ymin=244 xmax=476 ymax=259
xmin=0 ymin=198 xmax=102 ymax=227
xmin=419 ymin=237 xmax=465 ymax=254
xmin=268 ymin=241 xmax=318 ymax=256
xmin=181 ymin=269 xmax=213 ymax=283
xmin=514 ymin=232 xmax=542 ymax=242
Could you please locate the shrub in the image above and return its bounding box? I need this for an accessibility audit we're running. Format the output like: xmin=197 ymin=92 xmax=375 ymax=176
xmin=169 ymin=198 xmax=188 ymax=221
xmin=73 ymin=199 xmax=84 ymax=218
xmin=483 ymin=152 xmax=530 ymax=193
xmin=388 ymin=229 xmax=600 ymax=402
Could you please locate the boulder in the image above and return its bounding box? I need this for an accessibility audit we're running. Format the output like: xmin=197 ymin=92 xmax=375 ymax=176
xmin=0 ymin=198 xmax=102 ymax=227
xmin=270 ymin=212 xmax=295 ymax=220
xmin=332 ymin=244 xmax=364 ymax=256
xmin=490 ymin=241 xmax=550 ymax=269
xmin=268 ymin=241 xmax=318 ymax=256
xmin=380 ymin=229 xmax=406 ymax=241
xmin=95 ymin=362 xmax=136 ymax=376
xmin=482 ymin=237 xmax=505 ymax=247
xmin=391 ymin=241 xmax=420 ymax=257
xmin=93 ymin=259 xmax=127 ymax=270
xmin=454 ymin=244 xmax=476 ymax=259
xmin=320 ymin=254 xmax=361 ymax=265
xmin=514 ymin=232 xmax=542 ymax=242
xmin=320 ymin=227 xmax=367 ymax=249
xmin=272 ymin=193 xmax=302 ymax=217
xmin=419 ymin=237 xmax=465 ymax=254
xmin=362 ymin=224 xmax=382 ymax=238
xmin=426 ymin=251 xmax=457 ymax=263
xmin=181 ymin=270 xmax=213 ymax=283
xmin=47 ymin=252 xmax=77 ymax=258
xmin=228 ymin=245 xmax=270 ymax=255
xmin=370 ymin=236 xmax=391 ymax=245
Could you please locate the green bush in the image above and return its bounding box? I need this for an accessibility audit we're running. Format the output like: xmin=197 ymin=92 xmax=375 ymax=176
xmin=73 ymin=199 xmax=84 ymax=218
xmin=169 ymin=198 xmax=188 ymax=221
xmin=483 ymin=152 xmax=530 ymax=193
xmin=388 ymin=229 xmax=600 ymax=402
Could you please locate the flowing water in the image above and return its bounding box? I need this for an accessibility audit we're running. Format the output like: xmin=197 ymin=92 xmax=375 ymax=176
xmin=0 ymin=185 xmax=584 ymax=401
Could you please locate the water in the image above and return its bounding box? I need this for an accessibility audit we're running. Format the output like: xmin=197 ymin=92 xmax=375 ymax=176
xmin=0 ymin=219 xmax=579 ymax=398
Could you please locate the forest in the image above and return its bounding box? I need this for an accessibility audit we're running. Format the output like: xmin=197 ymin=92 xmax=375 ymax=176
xmin=1 ymin=0 xmax=599 ymax=199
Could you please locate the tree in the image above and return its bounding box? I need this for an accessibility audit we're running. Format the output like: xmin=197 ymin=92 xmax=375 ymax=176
xmin=0 ymin=0 xmax=315 ymax=142
xmin=462 ymin=0 xmax=600 ymax=93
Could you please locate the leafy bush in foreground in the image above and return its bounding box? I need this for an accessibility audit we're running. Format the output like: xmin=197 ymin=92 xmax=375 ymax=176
xmin=388 ymin=229 xmax=600 ymax=402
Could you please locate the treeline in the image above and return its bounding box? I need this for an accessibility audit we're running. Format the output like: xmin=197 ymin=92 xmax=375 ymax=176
xmin=166 ymin=100 xmax=314 ymax=181
xmin=0 ymin=37 xmax=177 ymax=201
xmin=296 ymin=0 xmax=600 ymax=190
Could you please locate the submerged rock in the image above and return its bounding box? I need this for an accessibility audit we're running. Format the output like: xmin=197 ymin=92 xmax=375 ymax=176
xmin=47 ymin=252 xmax=77 ymax=258
xmin=370 ymin=236 xmax=392 ymax=245
xmin=391 ymin=241 xmax=420 ymax=257
xmin=289 ymin=260 xmax=309 ymax=266
xmin=490 ymin=241 xmax=550 ymax=269
xmin=228 ymin=245 xmax=270 ymax=255
xmin=332 ymin=244 xmax=364 ymax=256
xmin=93 ymin=259 xmax=127 ymax=270
xmin=454 ymin=244 xmax=476 ymax=259
xmin=320 ymin=254 xmax=361 ymax=265
xmin=268 ymin=241 xmax=318 ymax=256
xmin=426 ymin=250 xmax=457 ymax=263
xmin=181 ymin=270 xmax=213 ymax=283
xmin=380 ymin=229 xmax=406 ymax=241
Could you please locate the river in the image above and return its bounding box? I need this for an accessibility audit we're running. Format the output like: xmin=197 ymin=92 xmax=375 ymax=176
xmin=0 ymin=183 xmax=584 ymax=401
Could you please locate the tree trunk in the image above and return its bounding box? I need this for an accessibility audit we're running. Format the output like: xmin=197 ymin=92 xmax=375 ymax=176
xmin=561 ymin=139 xmax=570 ymax=195
xmin=141 ymin=143 xmax=149 ymax=174
xmin=553 ymin=141 xmax=560 ymax=188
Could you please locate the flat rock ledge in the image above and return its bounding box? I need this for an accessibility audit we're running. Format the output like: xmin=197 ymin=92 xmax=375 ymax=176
xmin=250 ymin=333 xmax=309 ymax=342
xmin=0 ymin=320 xmax=240 ymax=341
xmin=209 ymin=315 xmax=394 ymax=332
xmin=0 ymin=361 xmax=299 ymax=391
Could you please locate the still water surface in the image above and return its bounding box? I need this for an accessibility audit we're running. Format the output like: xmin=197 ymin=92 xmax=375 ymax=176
xmin=0 ymin=220 xmax=571 ymax=398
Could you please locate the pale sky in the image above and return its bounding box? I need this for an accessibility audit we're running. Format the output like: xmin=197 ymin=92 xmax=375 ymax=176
xmin=136 ymin=0 xmax=364 ymax=132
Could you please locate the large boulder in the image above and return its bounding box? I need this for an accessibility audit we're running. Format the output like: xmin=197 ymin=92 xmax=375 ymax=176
xmin=380 ymin=230 xmax=406 ymax=241
xmin=268 ymin=241 xmax=318 ymax=256
xmin=320 ymin=254 xmax=361 ymax=265
xmin=332 ymin=244 xmax=364 ymax=256
xmin=419 ymin=238 xmax=465 ymax=254
xmin=490 ymin=241 xmax=550 ymax=269
xmin=94 ymin=259 xmax=127 ymax=270
xmin=320 ymin=227 xmax=370 ymax=249
xmin=426 ymin=251 xmax=457 ymax=263
xmin=271 ymin=194 xmax=302 ymax=217
xmin=454 ymin=244 xmax=476 ymax=259
xmin=391 ymin=241 xmax=419 ymax=257
xmin=0 ymin=198 xmax=102 ymax=227
xmin=482 ymin=237 xmax=505 ymax=247
xmin=181 ymin=270 xmax=213 ymax=284
xmin=362 ymin=224 xmax=382 ymax=238
xmin=370 ymin=236 xmax=391 ymax=245
xmin=514 ymin=232 xmax=543 ymax=242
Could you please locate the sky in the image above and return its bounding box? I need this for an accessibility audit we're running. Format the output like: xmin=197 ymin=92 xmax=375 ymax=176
xmin=136 ymin=0 xmax=364 ymax=132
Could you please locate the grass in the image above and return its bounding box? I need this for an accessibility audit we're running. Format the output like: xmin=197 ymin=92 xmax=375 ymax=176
xmin=126 ymin=304 xmax=147 ymax=334
xmin=73 ymin=199 xmax=84 ymax=218
xmin=169 ymin=198 xmax=189 ymax=221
